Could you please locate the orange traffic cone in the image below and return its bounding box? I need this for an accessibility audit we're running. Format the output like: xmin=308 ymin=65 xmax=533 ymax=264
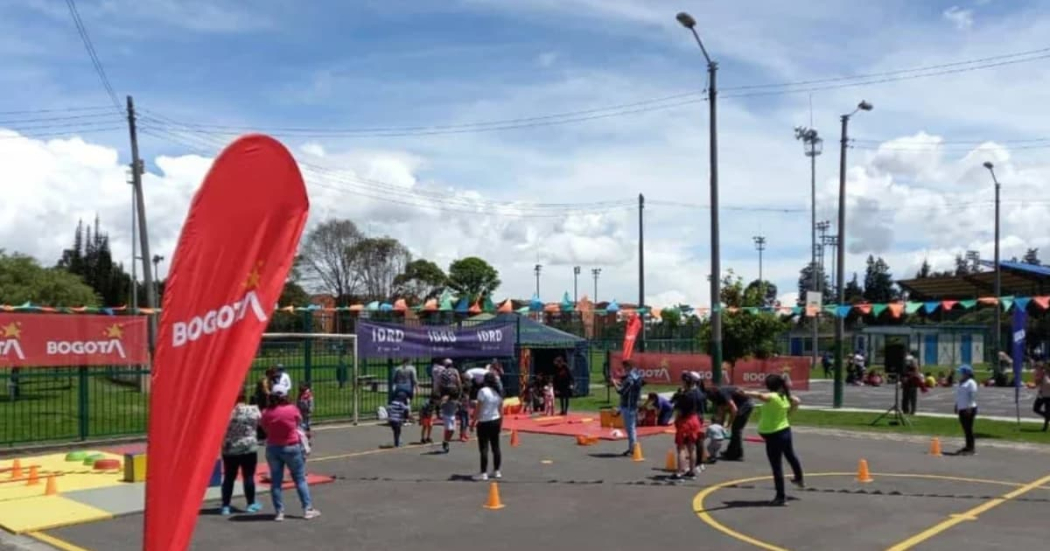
xmin=25 ymin=465 xmax=39 ymax=486
xmin=856 ymin=459 xmax=874 ymax=483
xmin=665 ymin=449 xmax=677 ymax=472
xmin=928 ymin=437 xmax=942 ymax=457
xmin=483 ymin=482 xmax=505 ymax=510
xmin=9 ymin=459 xmax=22 ymax=480
xmin=575 ymin=435 xmax=587 ymax=446
xmin=510 ymin=430 xmax=520 ymax=448
xmin=631 ymin=442 xmax=645 ymax=462
xmin=44 ymin=474 xmax=58 ymax=496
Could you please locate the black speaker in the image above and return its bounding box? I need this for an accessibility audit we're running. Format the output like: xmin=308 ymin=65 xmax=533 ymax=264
xmin=884 ymin=343 xmax=906 ymax=375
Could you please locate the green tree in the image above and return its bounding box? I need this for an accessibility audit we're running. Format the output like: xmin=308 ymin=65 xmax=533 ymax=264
xmin=349 ymin=236 xmax=411 ymax=301
xmin=744 ymin=279 xmax=777 ymax=307
xmin=447 ymin=257 xmax=500 ymax=301
xmin=719 ymin=269 xmax=745 ymax=308
xmin=1 ymin=251 xmax=99 ymax=306
xmin=57 ymin=217 xmax=132 ymax=306
xmin=659 ymin=307 xmax=682 ymax=327
xmin=393 ymin=259 xmax=447 ymax=303
xmin=954 ymin=253 xmax=974 ymax=276
xmin=700 ymin=311 xmax=788 ymax=365
xmin=269 ymin=280 xmax=312 ymax=332
xmin=916 ymin=259 xmax=931 ymax=278
xmin=844 ymin=272 xmax=864 ymax=303
xmin=863 ymin=255 xmax=897 ymax=303
xmin=797 ymin=263 xmax=832 ymax=305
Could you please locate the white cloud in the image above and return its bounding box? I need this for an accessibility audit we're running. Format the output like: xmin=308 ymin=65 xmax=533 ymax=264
xmin=943 ymin=6 xmax=975 ymax=30
xmin=536 ymin=51 xmax=558 ymax=67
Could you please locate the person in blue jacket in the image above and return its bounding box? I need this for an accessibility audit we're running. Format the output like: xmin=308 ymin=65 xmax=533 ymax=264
xmin=645 ymin=392 xmax=675 ymax=426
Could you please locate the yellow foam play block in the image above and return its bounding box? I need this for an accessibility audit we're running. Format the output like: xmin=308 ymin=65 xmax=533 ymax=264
xmin=124 ymin=453 xmax=147 ymax=483
xmin=0 ymin=452 xmax=124 ymax=502
xmin=0 ymin=495 xmax=112 ymax=533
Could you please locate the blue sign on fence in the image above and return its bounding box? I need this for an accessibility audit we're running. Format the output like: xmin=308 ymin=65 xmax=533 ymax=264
xmin=356 ymin=320 xmax=515 ymax=359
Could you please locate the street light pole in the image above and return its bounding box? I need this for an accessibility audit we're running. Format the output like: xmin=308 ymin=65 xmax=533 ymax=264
xmin=534 ymin=264 xmax=542 ymax=298
xmin=984 ymin=162 xmax=1002 ymax=355
xmin=677 ymin=11 xmax=722 ymax=384
xmin=573 ymin=266 xmax=581 ymax=305
xmin=797 ymin=127 xmax=823 ymax=367
xmin=834 ymin=100 xmax=873 ymax=409
xmin=592 ymin=268 xmax=601 ymax=304
xmin=753 ymin=236 xmax=766 ymax=303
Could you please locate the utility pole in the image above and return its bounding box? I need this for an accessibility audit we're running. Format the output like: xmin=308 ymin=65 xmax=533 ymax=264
xmin=638 ymin=193 xmax=646 ymax=352
xmin=797 ymin=127 xmax=823 ymax=367
xmin=128 ymin=170 xmax=137 ymax=311
xmin=534 ymin=264 xmax=542 ymax=298
xmin=592 ymin=268 xmax=601 ymax=304
xmin=127 ymin=96 xmax=157 ymax=352
xmin=753 ymin=236 xmax=766 ymax=305
xmin=573 ymin=266 xmax=581 ymax=306
xmin=983 ymin=162 xmax=1003 ymax=355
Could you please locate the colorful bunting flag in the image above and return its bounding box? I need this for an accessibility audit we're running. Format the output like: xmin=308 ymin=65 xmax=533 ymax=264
xmin=941 ymin=300 xmax=957 ymax=311
xmin=1015 ymin=297 xmax=1031 ymax=311
xmin=887 ymin=303 xmax=904 ymax=318
xmin=836 ymin=305 xmax=852 ymax=318
xmin=1033 ymin=296 xmax=1050 ymax=310
xmin=905 ymin=302 xmax=922 ymax=314
xmin=855 ymin=303 xmax=872 ymax=315
xmin=1000 ymin=296 xmax=1014 ymax=312
xmin=923 ymin=301 xmax=939 ymax=314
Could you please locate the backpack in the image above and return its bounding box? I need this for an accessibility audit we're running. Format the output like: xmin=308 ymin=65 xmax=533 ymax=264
xmin=440 ymin=368 xmax=462 ymax=398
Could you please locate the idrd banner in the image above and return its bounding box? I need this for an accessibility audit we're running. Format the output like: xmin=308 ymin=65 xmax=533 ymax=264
xmin=357 ymin=320 xmax=515 ymax=359
xmin=0 ymin=313 xmax=148 ymax=367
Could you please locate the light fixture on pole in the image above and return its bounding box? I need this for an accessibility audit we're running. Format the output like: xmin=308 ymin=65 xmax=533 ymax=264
xmin=592 ymin=268 xmax=601 ymax=303
xmin=573 ymin=266 xmax=581 ymax=306
xmin=534 ymin=264 xmax=542 ymax=298
xmin=983 ymin=161 xmax=1002 ymax=356
xmin=677 ymin=10 xmax=723 ymax=384
xmin=753 ymin=235 xmax=766 ymax=305
xmin=151 ymin=255 xmax=165 ymax=300
xmin=796 ymin=126 xmax=823 ymax=367
xmin=833 ymin=100 xmax=873 ymax=409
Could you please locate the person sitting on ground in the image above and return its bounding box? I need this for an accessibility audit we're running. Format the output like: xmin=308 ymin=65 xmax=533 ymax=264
xmin=644 ymin=392 xmax=675 ymax=426
xmin=387 ymin=391 xmax=411 ymax=448
xmin=864 ymin=369 xmax=883 ymax=387
xmin=704 ymin=421 xmax=728 ymax=465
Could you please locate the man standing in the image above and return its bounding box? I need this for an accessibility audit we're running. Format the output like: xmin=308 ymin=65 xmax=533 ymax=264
xmin=901 ymin=351 xmax=921 ymax=415
xmin=393 ymin=358 xmax=418 ymax=399
xmin=705 ymin=384 xmax=753 ymax=461
xmin=615 ymin=360 xmax=645 ymax=457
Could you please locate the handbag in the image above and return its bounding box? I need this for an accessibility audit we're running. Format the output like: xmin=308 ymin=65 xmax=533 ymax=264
xmin=298 ymin=427 xmax=312 ymax=456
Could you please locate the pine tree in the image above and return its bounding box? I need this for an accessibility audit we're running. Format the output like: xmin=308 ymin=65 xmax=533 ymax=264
xmin=916 ymin=259 xmax=931 ymax=278
xmin=863 ymin=256 xmax=898 ymax=303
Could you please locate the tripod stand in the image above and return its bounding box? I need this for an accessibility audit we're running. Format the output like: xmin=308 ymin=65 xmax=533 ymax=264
xmin=870 ymin=375 xmax=910 ymax=427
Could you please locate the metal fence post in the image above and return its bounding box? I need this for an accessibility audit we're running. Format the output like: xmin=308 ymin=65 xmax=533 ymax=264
xmin=77 ymin=367 xmax=89 ymax=441
xmin=303 ymin=313 xmax=314 ymax=386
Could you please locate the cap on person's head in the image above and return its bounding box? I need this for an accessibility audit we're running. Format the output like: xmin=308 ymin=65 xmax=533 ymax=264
xmin=276 ymin=364 xmax=285 ymax=371
xmin=443 ymin=358 xmax=453 ymax=366
xmin=689 ymin=371 xmax=703 ymax=382
xmin=272 ymin=387 xmax=288 ymax=398
xmin=957 ymin=364 xmax=974 ymax=376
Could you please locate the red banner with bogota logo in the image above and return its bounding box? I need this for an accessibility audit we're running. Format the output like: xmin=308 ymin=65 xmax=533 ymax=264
xmin=144 ymin=135 xmax=309 ymax=551
xmin=609 ymin=351 xmax=810 ymax=390
xmin=0 ymin=313 xmax=148 ymax=367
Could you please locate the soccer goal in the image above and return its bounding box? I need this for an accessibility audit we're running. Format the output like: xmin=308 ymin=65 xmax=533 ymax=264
xmin=258 ymin=333 xmax=360 ymax=424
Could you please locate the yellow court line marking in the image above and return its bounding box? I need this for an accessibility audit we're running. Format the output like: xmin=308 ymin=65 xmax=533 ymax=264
xmin=27 ymin=531 xmax=92 ymax=551
xmin=886 ymin=472 xmax=1050 ymax=551
xmin=692 ymin=472 xmax=1046 ymax=551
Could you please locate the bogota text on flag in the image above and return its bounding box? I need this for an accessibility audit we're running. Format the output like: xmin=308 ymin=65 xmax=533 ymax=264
xmin=622 ymin=313 xmax=642 ymax=361
xmin=144 ymin=135 xmax=309 ymax=551
xmin=0 ymin=313 xmax=148 ymax=367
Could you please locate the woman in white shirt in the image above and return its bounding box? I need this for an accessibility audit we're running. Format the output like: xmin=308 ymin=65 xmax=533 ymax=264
xmin=473 ymin=372 xmax=504 ymax=481
xmin=954 ymin=364 xmax=978 ymax=455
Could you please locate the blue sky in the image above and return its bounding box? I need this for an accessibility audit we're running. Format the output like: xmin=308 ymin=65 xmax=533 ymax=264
xmin=3 ymin=0 xmax=1050 ymax=307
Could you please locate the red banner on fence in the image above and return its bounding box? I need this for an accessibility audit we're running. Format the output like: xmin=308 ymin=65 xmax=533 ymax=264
xmin=609 ymin=352 xmax=810 ymax=390
xmin=0 ymin=313 xmax=148 ymax=367
xmin=144 ymin=135 xmax=309 ymax=551
xmin=621 ymin=314 xmax=642 ymax=361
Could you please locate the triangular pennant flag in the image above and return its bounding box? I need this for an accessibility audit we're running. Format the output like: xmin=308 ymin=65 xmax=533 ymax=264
xmin=855 ymin=303 xmax=872 ymax=315
xmin=1033 ymin=296 xmax=1050 ymax=310
xmin=483 ymin=296 xmax=496 ymax=313
xmin=423 ymin=298 xmax=438 ymax=312
xmin=454 ymin=297 xmax=469 ymax=313
xmin=516 ymin=306 xmax=530 ymax=314
xmin=923 ymin=301 xmax=939 ymax=314
xmin=1015 ymin=297 xmax=1031 ymax=311
xmin=872 ymin=304 xmax=887 ymax=317
xmin=941 ymin=300 xmax=957 ymax=311
xmin=439 ymin=297 xmax=455 ymax=311
xmin=887 ymin=303 xmax=904 ymax=318
xmin=805 ymin=305 xmax=819 ymax=317
xmin=1000 ymin=296 xmax=1014 ymax=312
xmin=978 ymin=296 xmax=998 ymax=305
xmin=823 ymin=305 xmax=836 ymax=314
xmin=468 ymin=301 xmax=482 ymax=314
xmin=497 ymin=299 xmax=513 ymax=313
xmin=791 ymin=306 xmax=802 ymax=316
xmin=726 ymin=306 xmax=739 ymax=313
xmin=905 ymin=302 xmax=922 ymax=314
xmin=393 ymin=299 xmax=408 ymax=312
xmin=959 ymin=299 xmax=977 ymax=310
xmin=836 ymin=305 xmax=852 ymax=318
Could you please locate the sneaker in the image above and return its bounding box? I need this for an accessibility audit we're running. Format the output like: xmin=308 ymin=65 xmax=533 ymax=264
xmin=671 ymin=472 xmax=684 ymax=480
xmin=792 ymin=478 xmax=805 ymax=489
xmin=697 ymin=464 xmax=706 ymax=473
xmin=769 ymin=498 xmax=787 ymax=507
xmin=493 ymin=470 xmax=502 ymax=479
xmin=621 ymin=450 xmax=633 ymax=457
xmin=246 ymin=503 xmax=262 ymax=513
xmin=274 ymin=511 xmax=285 ymax=522
xmin=220 ymin=506 xmax=231 ymax=516
xmin=442 ymin=441 xmax=450 ymax=453
xmin=684 ymin=470 xmax=696 ymax=480
xmin=303 ymin=508 xmax=321 ymax=520
xmin=472 ymin=473 xmax=489 ymax=482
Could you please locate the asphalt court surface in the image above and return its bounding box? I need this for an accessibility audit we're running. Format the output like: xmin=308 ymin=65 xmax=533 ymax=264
xmin=34 ymin=423 xmax=1050 ymax=551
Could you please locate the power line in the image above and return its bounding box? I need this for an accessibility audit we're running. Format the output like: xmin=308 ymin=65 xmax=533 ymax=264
xmin=0 ymin=105 xmax=112 ymax=116
xmin=0 ymin=126 xmax=125 ymax=140
xmin=134 ymin=46 xmax=1050 ymax=138
xmin=0 ymin=112 xmax=123 ymax=125
xmin=64 ymin=0 xmax=121 ymax=113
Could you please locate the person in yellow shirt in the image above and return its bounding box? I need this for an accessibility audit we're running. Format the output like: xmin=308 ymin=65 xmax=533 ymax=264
xmin=745 ymin=374 xmax=804 ymax=506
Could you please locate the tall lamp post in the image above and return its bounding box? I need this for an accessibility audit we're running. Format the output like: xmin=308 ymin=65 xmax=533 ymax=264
xmin=592 ymin=268 xmax=601 ymax=303
xmin=676 ymin=11 xmax=723 ymax=384
xmin=534 ymin=264 xmax=542 ymax=297
xmin=797 ymin=127 xmax=823 ymax=367
xmin=573 ymin=266 xmax=581 ymax=305
xmin=983 ymin=162 xmax=1002 ymax=356
xmin=151 ymin=255 xmax=165 ymax=301
xmin=834 ymin=100 xmax=873 ymax=409
xmin=753 ymin=236 xmax=766 ymax=304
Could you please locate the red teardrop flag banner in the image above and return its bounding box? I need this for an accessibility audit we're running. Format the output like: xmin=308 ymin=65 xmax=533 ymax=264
xmin=622 ymin=313 xmax=642 ymax=361
xmin=143 ymin=135 xmax=309 ymax=551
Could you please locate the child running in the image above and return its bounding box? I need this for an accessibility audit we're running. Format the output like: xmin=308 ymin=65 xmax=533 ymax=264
xmin=387 ymin=391 xmax=411 ymax=448
xmin=419 ymin=398 xmax=435 ymax=444
xmin=671 ymin=372 xmax=704 ymax=479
